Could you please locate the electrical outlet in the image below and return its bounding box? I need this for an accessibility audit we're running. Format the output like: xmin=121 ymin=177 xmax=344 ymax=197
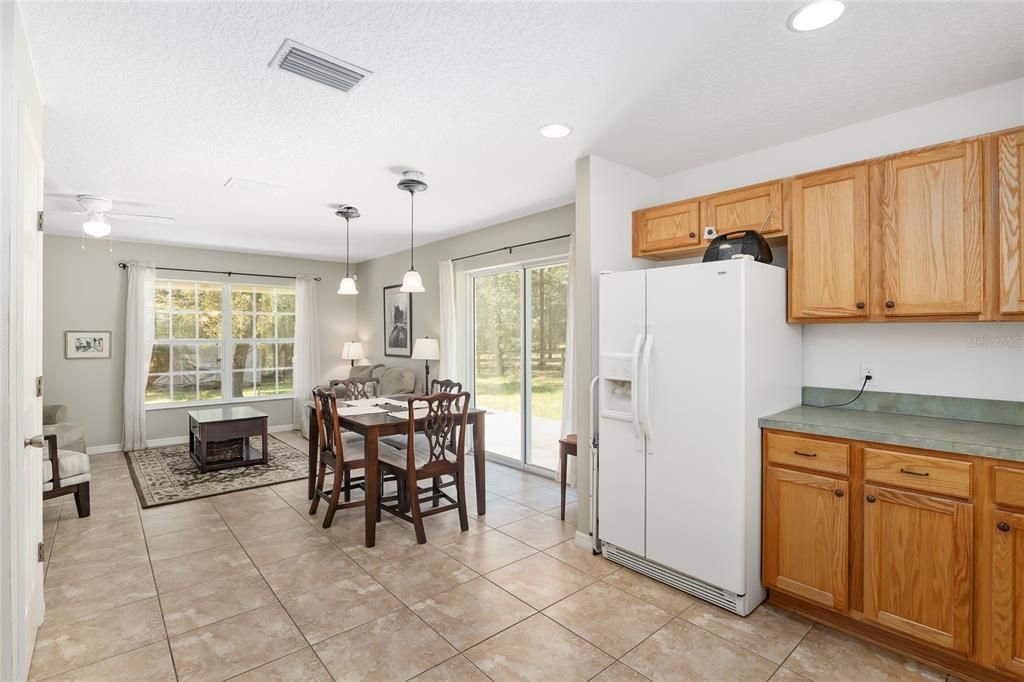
xmin=859 ymin=362 xmax=878 ymax=387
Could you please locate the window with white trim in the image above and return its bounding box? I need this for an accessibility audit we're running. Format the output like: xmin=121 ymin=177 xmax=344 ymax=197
xmin=146 ymin=280 xmax=295 ymax=405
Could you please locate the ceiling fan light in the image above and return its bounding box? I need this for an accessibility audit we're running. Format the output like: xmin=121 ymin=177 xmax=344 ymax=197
xmin=400 ymin=269 xmax=425 ymax=293
xmin=337 ymin=276 xmax=359 ymax=295
xmin=83 ymin=216 xmax=111 ymax=238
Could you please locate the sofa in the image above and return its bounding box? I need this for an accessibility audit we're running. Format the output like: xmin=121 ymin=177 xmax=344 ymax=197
xmin=348 ymin=363 xmax=421 ymax=396
xmin=43 ymin=404 xmax=86 ymax=454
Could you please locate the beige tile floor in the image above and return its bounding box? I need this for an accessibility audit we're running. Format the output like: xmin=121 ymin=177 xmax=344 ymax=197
xmin=32 ymin=430 xmax=959 ymax=681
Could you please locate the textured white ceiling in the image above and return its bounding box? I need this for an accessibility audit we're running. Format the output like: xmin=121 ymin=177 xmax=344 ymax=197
xmin=19 ymin=1 xmax=1024 ymax=262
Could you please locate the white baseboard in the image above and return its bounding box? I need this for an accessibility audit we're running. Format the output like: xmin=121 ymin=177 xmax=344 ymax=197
xmin=87 ymin=425 xmax=299 ymax=455
xmin=574 ymin=530 xmax=595 ymax=552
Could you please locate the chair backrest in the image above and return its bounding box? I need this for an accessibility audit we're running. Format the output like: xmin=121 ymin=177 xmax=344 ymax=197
xmin=329 ymin=377 xmax=380 ymax=400
xmin=312 ymin=386 xmax=347 ymax=468
xmin=406 ymin=391 xmax=470 ymax=472
xmin=429 ymin=379 xmax=463 ymax=394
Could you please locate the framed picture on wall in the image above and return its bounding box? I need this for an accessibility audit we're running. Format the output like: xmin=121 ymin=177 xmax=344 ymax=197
xmin=383 ymin=285 xmax=412 ymax=358
xmin=65 ymin=331 xmax=112 ymax=359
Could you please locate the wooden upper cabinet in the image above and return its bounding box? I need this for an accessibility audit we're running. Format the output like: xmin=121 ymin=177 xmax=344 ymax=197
xmin=863 ymin=485 xmax=973 ymax=654
xmin=997 ymin=130 xmax=1024 ymax=315
xmin=764 ymin=466 xmax=849 ymax=611
xmin=701 ymin=181 xmax=784 ymax=236
xmin=789 ymin=164 xmax=870 ymax=320
xmin=633 ymin=200 xmax=701 ymax=257
xmin=992 ymin=509 xmax=1024 ymax=676
xmin=879 ymin=141 xmax=984 ymax=317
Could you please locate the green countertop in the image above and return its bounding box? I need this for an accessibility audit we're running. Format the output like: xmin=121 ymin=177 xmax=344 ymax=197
xmin=759 ymin=405 xmax=1024 ymax=462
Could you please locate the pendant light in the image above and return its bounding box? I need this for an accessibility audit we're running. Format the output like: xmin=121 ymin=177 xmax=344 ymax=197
xmin=398 ymin=170 xmax=427 ymax=293
xmin=335 ymin=205 xmax=360 ymax=295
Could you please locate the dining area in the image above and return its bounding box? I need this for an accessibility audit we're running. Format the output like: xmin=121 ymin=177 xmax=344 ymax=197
xmin=305 ymin=375 xmax=488 ymax=547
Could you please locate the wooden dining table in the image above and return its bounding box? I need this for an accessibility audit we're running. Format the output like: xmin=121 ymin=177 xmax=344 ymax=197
xmin=307 ymin=400 xmax=487 ymax=547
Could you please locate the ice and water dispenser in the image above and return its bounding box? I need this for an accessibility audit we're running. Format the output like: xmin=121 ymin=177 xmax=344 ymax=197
xmin=600 ymin=351 xmax=635 ymax=421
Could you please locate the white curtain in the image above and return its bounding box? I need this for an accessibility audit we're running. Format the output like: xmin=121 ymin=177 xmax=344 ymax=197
xmin=293 ymin=276 xmax=321 ymax=432
xmin=559 ymin=235 xmax=577 ymax=486
xmin=122 ymin=262 xmax=155 ymax=451
xmin=438 ymin=259 xmax=458 ymax=384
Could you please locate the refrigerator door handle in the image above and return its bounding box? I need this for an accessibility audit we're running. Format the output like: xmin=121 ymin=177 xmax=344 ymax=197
xmin=641 ymin=330 xmax=654 ymax=450
xmin=630 ymin=331 xmax=644 ymax=445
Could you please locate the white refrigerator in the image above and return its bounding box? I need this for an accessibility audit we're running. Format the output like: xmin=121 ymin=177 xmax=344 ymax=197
xmin=597 ymin=259 xmax=801 ymax=615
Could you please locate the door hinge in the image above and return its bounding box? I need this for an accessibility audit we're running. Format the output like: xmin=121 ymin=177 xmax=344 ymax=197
xmin=37 ymin=541 xmax=45 ymax=563
xmin=37 ymin=211 xmax=44 ymax=232
xmin=36 ymin=375 xmax=43 ymax=397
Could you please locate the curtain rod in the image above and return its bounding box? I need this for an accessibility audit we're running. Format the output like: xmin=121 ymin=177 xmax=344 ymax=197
xmin=450 ymin=233 xmax=572 ymax=263
xmin=117 ymin=262 xmax=321 ymax=282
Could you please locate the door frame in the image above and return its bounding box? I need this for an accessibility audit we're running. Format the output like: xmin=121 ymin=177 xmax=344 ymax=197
xmin=465 ymin=254 xmax=568 ymax=477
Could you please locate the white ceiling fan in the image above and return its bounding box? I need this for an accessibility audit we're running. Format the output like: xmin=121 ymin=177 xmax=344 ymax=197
xmin=55 ymin=194 xmax=175 ymax=238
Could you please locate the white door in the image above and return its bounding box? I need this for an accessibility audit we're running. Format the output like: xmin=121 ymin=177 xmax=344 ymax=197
xmin=597 ymin=270 xmax=646 ymax=556
xmin=644 ymin=262 xmax=747 ymax=594
xmin=11 ymin=102 xmax=45 ymax=676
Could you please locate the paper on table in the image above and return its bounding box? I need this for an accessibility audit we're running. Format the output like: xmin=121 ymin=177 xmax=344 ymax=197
xmin=336 ymin=406 xmax=387 ymax=416
xmin=343 ymin=398 xmax=389 ymax=407
xmin=388 ymin=408 xmax=430 ymax=420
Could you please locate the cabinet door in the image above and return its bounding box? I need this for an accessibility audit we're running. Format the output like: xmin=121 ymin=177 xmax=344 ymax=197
xmin=789 ymin=165 xmax=870 ymax=319
xmin=880 ymin=141 xmax=983 ymax=317
xmin=764 ymin=466 xmax=849 ymax=610
xmin=997 ymin=131 xmax=1024 ymax=315
xmin=701 ymin=181 xmax=784 ymax=236
xmin=863 ymin=485 xmax=973 ymax=654
xmin=992 ymin=509 xmax=1024 ymax=676
xmin=633 ymin=200 xmax=700 ymax=256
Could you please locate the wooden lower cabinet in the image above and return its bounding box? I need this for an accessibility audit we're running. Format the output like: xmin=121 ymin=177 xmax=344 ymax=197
xmin=764 ymin=466 xmax=848 ymax=610
xmin=991 ymin=509 xmax=1024 ymax=675
xmin=863 ymin=485 xmax=973 ymax=654
xmin=763 ymin=429 xmax=1024 ymax=681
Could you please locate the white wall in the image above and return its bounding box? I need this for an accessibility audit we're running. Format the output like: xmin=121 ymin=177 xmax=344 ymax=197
xmin=652 ymin=77 xmax=1024 ymax=402
xmin=43 ymin=236 xmax=359 ymax=449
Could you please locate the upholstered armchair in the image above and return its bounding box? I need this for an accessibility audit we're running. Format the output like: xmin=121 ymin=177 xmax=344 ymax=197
xmin=43 ymin=434 xmax=91 ymax=517
xmin=43 ymin=403 xmax=86 ymax=454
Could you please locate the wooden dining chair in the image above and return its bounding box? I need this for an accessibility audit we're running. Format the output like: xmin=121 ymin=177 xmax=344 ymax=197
xmin=330 ymin=376 xmax=381 ymax=400
xmin=377 ymin=392 xmax=471 ymax=544
xmin=429 ymin=378 xmax=462 ymax=394
xmin=309 ymin=386 xmax=369 ymax=527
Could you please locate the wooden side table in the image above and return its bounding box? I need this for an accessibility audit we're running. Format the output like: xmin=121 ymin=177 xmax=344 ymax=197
xmin=188 ymin=406 xmax=269 ymax=474
xmin=558 ymin=434 xmax=578 ymax=520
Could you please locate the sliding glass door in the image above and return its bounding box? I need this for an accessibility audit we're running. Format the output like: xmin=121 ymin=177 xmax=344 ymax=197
xmin=471 ymin=259 xmax=568 ymax=473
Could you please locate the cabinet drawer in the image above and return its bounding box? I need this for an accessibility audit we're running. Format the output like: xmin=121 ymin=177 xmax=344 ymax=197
xmin=994 ymin=466 xmax=1024 ymax=510
xmin=766 ymin=432 xmax=849 ymax=476
xmin=864 ymin=448 xmax=971 ymax=498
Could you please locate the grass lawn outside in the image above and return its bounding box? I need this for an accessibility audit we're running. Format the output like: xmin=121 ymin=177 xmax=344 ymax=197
xmin=474 ymin=370 xmax=564 ymax=420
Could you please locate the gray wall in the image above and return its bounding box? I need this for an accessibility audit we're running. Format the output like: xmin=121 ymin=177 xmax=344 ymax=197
xmin=43 ymin=235 xmax=358 ymax=448
xmin=355 ymin=205 xmax=575 ymax=385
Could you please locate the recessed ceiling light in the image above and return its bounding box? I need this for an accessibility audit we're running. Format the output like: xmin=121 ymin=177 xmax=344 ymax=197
xmin=787 ymin=0 xmax=845 ymax=31
xmin=538 ymin=123 xmax=572 ymax=139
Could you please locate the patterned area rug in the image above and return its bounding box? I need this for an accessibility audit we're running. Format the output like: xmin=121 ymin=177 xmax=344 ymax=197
xmin=125 ymin=435 xmax=307 ymax=508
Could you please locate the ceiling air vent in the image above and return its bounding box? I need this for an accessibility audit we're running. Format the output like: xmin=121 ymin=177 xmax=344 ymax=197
xmin=269 ymin=39 xmax=371 ymax=93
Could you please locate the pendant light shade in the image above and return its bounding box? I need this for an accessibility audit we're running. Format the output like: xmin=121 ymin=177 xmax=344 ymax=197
xmin=398 ymin=170 xmax=427 ymax=294
xmin=334 ymin=205 xmax=360 ymax=296
xmin=401 ymin=268 xmax=424 ymax=293
xmin=337 ymin=276 xmax=358 ymax=295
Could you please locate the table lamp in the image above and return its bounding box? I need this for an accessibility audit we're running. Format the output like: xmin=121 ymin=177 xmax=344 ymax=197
xmin=341 ymin=341 xmax=364 ymax=367
xmin=412 ymin=337 xmax=440 ymax=390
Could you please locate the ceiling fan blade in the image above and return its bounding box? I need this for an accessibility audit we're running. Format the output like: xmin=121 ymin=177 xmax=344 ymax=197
xmin=108 ymin=213 xmax=176 ymax=224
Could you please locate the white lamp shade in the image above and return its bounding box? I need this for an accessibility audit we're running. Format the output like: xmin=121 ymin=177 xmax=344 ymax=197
xmin=412 ymin=337 xmax=440 ymax=361
xmin=400 ymin=269 xmax=425 ymax=293
xmin=337 ymin=276 xmax=358 ymax=295
xmin=83 ymin=216 xmax=111 ymax=238
xmin=341 ymin=341 xmax=365 ymax=361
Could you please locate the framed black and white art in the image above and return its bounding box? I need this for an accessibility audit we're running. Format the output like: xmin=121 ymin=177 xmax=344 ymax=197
xmin=383 ymin=285 xmax=412 ymax=358
xmin=65 ymin=330 xmax=112 ymax=359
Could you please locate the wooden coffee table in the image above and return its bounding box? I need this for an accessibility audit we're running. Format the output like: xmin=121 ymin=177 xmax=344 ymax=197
xmin=188 ymin=406 xmax=269 ymax=473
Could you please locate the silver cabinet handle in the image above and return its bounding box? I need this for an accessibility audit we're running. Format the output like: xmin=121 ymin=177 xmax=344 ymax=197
xmin=24 ymin=435 xmax=44 ymax=448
